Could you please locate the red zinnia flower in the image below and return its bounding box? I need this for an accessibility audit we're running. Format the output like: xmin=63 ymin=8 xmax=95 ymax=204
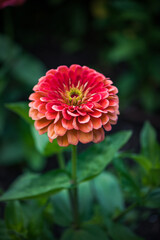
xmin=0 ymin=0 xmax=25 ymax=9
xmin=29 ymin=65 xmax=119 ymax=147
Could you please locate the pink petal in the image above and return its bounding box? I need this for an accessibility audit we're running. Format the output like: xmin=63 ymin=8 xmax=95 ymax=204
xmin=104 ymin=79 xmax=113 ymax=86
xmin=106 ymin=106 xmax=115 ymax=113
xmin=57 ymin=134 xmax=69 ymax=147
xmin=109 ymin=99 xmax=117 ymax=106
xmin=77 ymin=120 xmax=93 ymax=133
xmin=78 ymin=131 xmax=93 ymax=144
xmin=73 ymin=117 xmax=79 ymax=130
xmin=29 ymin=102 xmax=33 ymax=108
xmin=98 ymin=99 xmax=109 ymax=108
xmin=45 ymin=111 xmax=57 ymax=120
xmin=46 ymin=69 xmax=56 ymax=76
xmin=108 ymin=85 xmax=118 ymax=94
xmin=88 ymin=94 xmax=101 ymax=102
xmin=54 ymin=112 xmax=61 ymax=123
xmin=103 ymin=122 xmax=112 ymax=131
xmin=37 ymin=112 xmax=45 ymax=119
xmin=62 ymin=109 xmax=72 ymax=120
xmin=89 ymin=110 xmax=102 ymax=118
xmin=100 ymin=91 xmax=109 ymax=99
xmin=70 ymin=64 xmax=81 ymax=72
xmin=29 ymin=108 xmax=39 ymax=120
xmin=52 ymin=105 xmax=64 ymax=111
xmin=75 ymin=65 xmax=83 ymax=76
xmin=67 ymin=130 xmax=78 ymax=145
xmin=38 ymin=103 xmax=46 ymax=114
xmin=109 ymin=119 xmax=118 ymax=125
xmin=33 ymin=100 xmax=42 ymax=109
xmin=39 ymin=126 xmax=48 ymax=135
xmin=67 ymin=110 xmax=79 ymax=117
xmin=48 ymin=122 xmax=58 ymax=139
xmin=49 ymin=137 xmax=53 ymax=143
xmin=101 ymin=114 xmax=109 ymax=125
xmin=57 ymin=65 xmax=69 ymax=74
xmin=29 ymin=92 xmax=42 ymax=101
xmin=91 ymin=117 xmax=102 ymax=129
xmin=35 ymin=118 xmax=51 ymax=130
xmin=77 ymin=109 xmax=87 ymax=116
xmin=93 ymin=128 xmax=105 ymax=143
xmin=54 ymin=120 xmax=67 ymax=136
xmin=78 ymin=115 xmax=90 ymax=123
xmin=108 ymin=113 xmax=118 ymax=121
xmin=62 ymin=118 xmax=74 ymax=130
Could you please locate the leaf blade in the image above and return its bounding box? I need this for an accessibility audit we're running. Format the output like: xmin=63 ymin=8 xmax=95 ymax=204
xmin=0 ymin=170 xmax=70 ymax=201
xmin=77 ymin=130 xmax=132 ymax=182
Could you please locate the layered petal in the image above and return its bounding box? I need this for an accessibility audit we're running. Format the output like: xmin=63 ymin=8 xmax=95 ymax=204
xmin=29 ymin=64 xmax=119 ymax=146
xmin=78 ymin=131 xmax=93 ymax=144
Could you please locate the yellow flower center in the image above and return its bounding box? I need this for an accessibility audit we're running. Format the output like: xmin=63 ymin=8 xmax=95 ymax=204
xmin=66 ymin=87 xmax=83 ymax=105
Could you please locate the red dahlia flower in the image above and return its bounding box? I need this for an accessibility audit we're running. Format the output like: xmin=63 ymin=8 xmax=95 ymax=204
xmin=0 ymin=0 xmax=25 ymax=8
xmin=29 ymin=65 xmax=119 ymax=147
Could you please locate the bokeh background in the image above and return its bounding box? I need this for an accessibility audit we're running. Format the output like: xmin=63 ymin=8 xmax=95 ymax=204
xmin=0 ymin=0 xmax=160 ymax=239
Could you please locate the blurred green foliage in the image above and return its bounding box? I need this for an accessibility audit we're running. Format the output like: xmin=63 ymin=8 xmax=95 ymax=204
xmin=46 ymin=0 xmax=160 ymax=112
xmin=0 ymin=0 xmax=160 ymax=170
xmin=0 ymin=119 xmax=160 ymax=239
xmin=0 ymin=1 xmax=160 ymax=239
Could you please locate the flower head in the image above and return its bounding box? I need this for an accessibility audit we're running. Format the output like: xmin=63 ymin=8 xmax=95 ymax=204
xmin=29 ymin=65 xmax=119 ymax=147
xmin=0 ymin=0 xmax=25 ymax=9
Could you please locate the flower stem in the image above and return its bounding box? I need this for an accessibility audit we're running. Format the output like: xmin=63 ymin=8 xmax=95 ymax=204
xmin=57 ymin=151 xmax=65 ymax=169
xmin=71 ymin=145 xmax=79 ymax=228
xmin=113 ymin=188 xmax=152 ymax=222
xmin=113 ymin=201 xmax=138 ymax=222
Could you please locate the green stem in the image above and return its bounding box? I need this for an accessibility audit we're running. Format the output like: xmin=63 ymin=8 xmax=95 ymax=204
xmin=113 ymin=189 xmax=152 ymax=222
xmin=72 ymin=145 xmax=77 ymax=183
xmin=57 ymin=151 xmax=65 ymax=169
xmin=56 ymin=151 xmax=74 ymax=218
xmin=71 ymin=145 xmax=79 ymax=228
xmin=113 ymin=201 xmax=138 ymax=222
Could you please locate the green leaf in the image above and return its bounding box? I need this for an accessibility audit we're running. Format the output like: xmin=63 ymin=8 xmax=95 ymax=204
xmin=6 ymin=102 xmax=69 ymax=156
xmin=0 ymin=220 xmax=11 ymax=240
xmin=0 ymin=170 xmax=70 ymax=201
xmin=31 ymin=125 xmax=64 ymax=156
xmin=51 ymin=181 xmax=93 ymax=226
xmin=0 ymin=34 xmax=21 ymax=62
xmin=27 ymin=207 xmax=44 ymax=239
xmin=22 ymin=200 xmax=55 ymax=240
xmin=78 ymin=181 xmax=93 ymax=220
xmin=140 ymin=122 xmax=157 ymax=161
xmin=6 ymin=102 xmax=33 ymax=124
xmin=26 ymin=148 xmax=46 ymax=171
xmin=0 ymin=140 xmax=24 ymax=165
xmin=113 ymin=157 xmax=141 ymax=196
xmin=149 ymin=56 xmax=160 ymax=84
xmin=143 ymin=168 xmax=160 ymax=187
xmin=118 ymin=72 xmax=137 ymax=97
xmin=62 ymin=39 xmax=83 ymax=53
xmin=51 ymin=190 xmax=72 ymax=227
xmin=128 ymin=154 xmax=152 ymax=172
xmin=140 ymin=87 xmax=158 ymax=112
xmin=106 ymin=221 xmax=143 ymax=240
xmin=61 ymin=225 xmax=108 ymax=240
xmin=5 ymin=200 xmax=25 ymax=233
xmin=0 ymin=34 xmax=45 ymax=87
xmin=92 ymin=172 xmax=124 ymax=216
xmin=77 ymin=130 xmax=132 ymax=182
xmin=107 ymin=34 xmax=145 ymax=63
xmin=146 ymin=188 xmax=160 ymax=208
